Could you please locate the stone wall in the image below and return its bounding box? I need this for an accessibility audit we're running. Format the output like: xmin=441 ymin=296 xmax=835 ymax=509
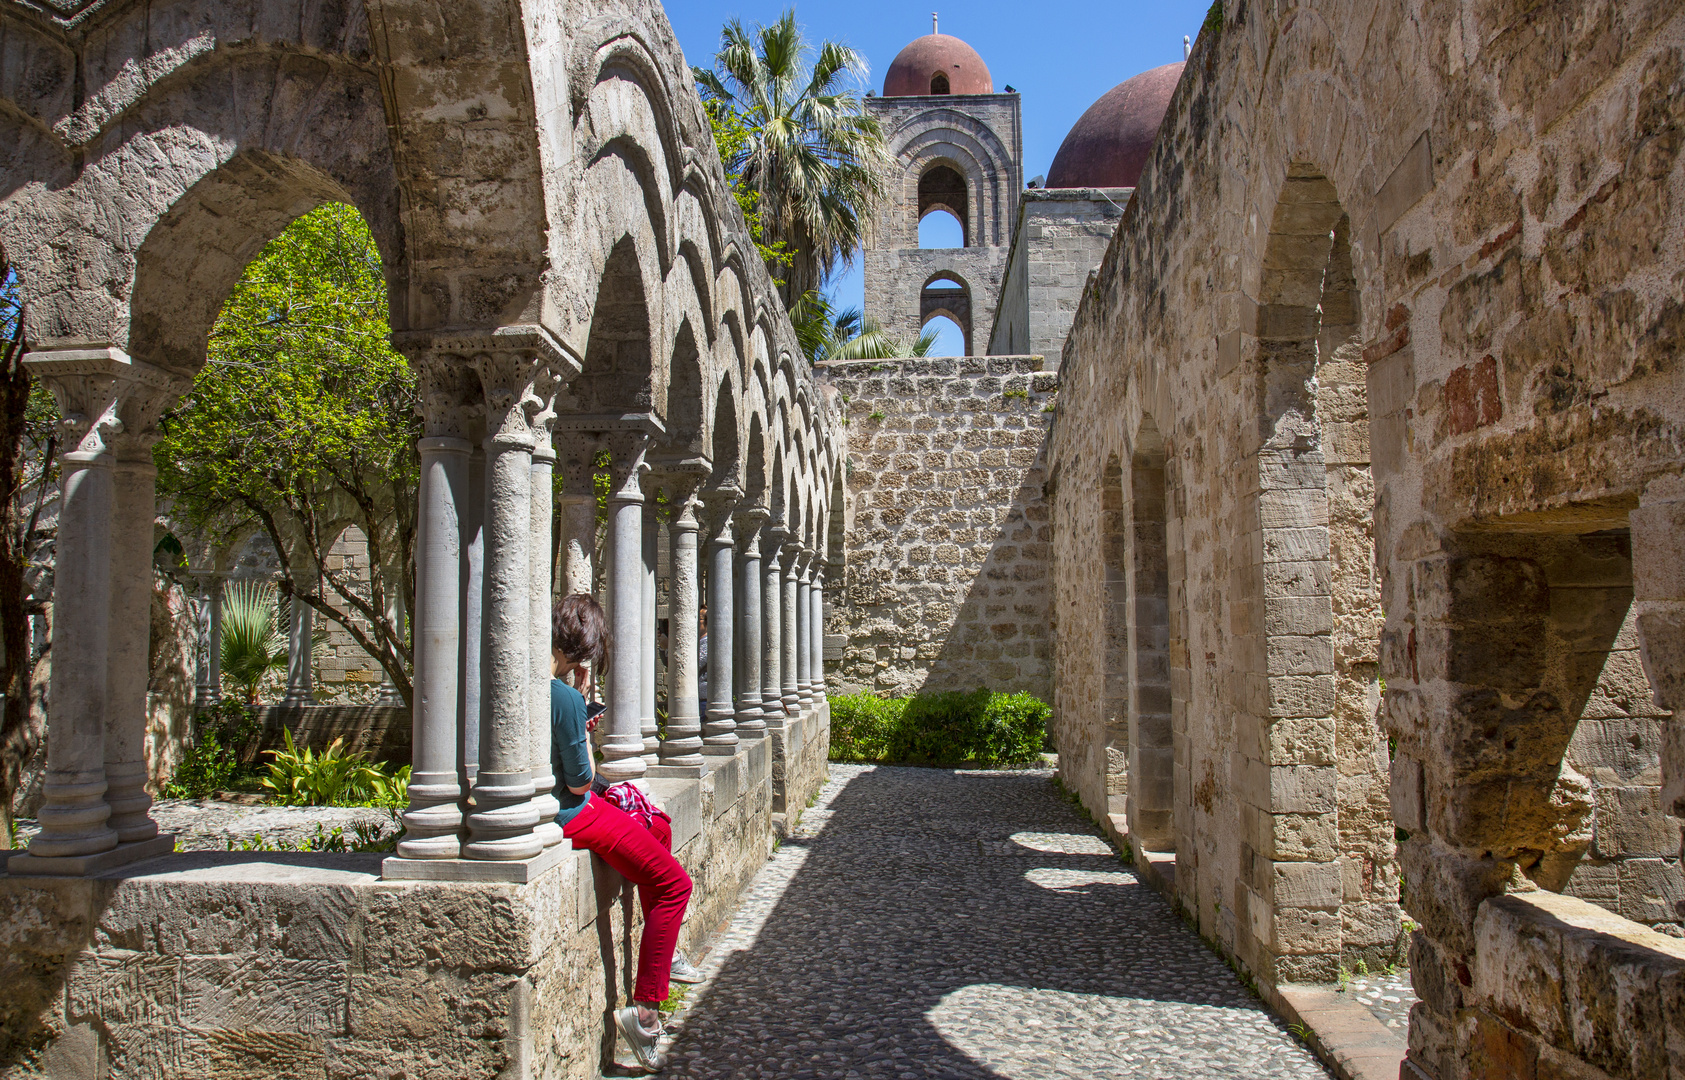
xmin=0 ymin=724 xmax=798 ymax=1079
xmin=816 ymin=357 xmax=1054 ymax=699
xmin=986 ymin=187 xmax=1130 ymax=360
xmin=1041 ymin=2 xmax=1685 ymax=1078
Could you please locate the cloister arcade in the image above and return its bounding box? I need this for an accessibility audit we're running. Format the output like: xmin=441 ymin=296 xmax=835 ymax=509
xmin=0 ymin=0 xmax=840 ymax=880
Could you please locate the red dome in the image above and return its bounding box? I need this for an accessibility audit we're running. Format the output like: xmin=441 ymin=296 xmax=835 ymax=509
xmin=1046 ymin=62 xmax=1184 ymax=188
xmin=883 ymin=34 xmax=992 ymax=97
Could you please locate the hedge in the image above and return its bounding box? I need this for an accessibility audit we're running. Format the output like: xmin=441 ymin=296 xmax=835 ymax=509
xmin=828 ymin=689 xmax=1050 ymax=767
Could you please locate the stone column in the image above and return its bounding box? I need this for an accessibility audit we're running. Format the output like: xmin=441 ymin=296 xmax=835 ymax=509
xmin=104 ymin=389 xmax=170 ymax=844
xmin=192 ymin=572 xmax=224 ymax=712
xmin=812 ymin=566 xmax=827 ymax=703
xmin=761 ymin=522 xmax=787 ymax=724
xmin=461 ymin=445 xmax=486 ymax=788
xmin=660 ymin=475 xmax=704 ymax=770
xmin=795 ymin=550 xmax=814 ymax=709
xmin=375 ymin=565 xmax=406 ymax=707
xmin=640 ymin=488 xmax=659 ymax=765
xmin=529 ymin=397 xmax=564 ymax=848
xmin=735 ymin=506 xmax=767 ymax=738
xmin=280 ymin=564 xmax=317 ymax=707
xmin=600 ymin=433 xmax=650 ymax=782
xmin=704 ymin=488 xmax=741 ymax=752
xmin=26 ymin=366 xmax=122 ymax=859
xmin=556 ymin=434 xmax=598 ymax=598
xmin=399 ymin=432 xmax=470 ymax=860
xmin=464 ymin=351 xmax=543 ymax=861
xmin=781 ymin=538 xmax=802 ymax=716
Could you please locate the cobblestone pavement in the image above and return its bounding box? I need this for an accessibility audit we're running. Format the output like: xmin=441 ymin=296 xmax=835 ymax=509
xmin=650 ymin=764 xmax=1333 ymax=1079
xmin=1342 ymin=970 xmax=1416 ymax=1032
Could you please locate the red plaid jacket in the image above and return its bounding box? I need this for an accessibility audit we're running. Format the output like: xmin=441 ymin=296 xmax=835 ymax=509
xmin=601 ymin=781 xmax=670 ymax=832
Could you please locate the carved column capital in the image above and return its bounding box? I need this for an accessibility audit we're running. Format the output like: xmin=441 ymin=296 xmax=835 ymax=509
xmin=25 ymin=347 xmax=186 ymax=459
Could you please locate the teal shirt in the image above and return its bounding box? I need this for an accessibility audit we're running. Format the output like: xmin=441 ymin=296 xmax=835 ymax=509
xmin=551 ymin=679 xmax=594 ymax=826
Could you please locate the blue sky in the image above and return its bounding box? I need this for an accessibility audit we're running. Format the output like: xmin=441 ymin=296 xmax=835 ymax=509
xmin=666 ymin=1 xmax=1213 ymax=353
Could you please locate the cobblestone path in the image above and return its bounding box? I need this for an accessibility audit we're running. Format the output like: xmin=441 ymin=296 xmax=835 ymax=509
xmin=651 ymin=764 xmax=1333 ymax=1079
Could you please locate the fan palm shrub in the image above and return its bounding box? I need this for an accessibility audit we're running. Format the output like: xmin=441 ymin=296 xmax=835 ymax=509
xmin=220 ymin=580 xmax=289 ymax=705
xmin=696 ymin=10 xmax=889 ymax=306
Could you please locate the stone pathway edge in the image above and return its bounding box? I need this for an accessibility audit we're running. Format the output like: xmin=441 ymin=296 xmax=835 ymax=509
xmin=1100 ymin=811 xmax=1407 ymax=1080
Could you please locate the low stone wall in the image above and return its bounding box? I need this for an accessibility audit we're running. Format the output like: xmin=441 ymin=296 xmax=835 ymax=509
xmin=0 ymin=708 xmax=827 ymax=1079
xmin=253 ymin=705 xmax=411 ymax=768
xmin=1453 ymin=890 xmax=1685 ymax=1080
xmin=769 ymin=703 xmax=832 ymax=828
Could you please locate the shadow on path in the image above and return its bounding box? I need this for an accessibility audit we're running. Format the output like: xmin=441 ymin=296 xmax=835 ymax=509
xmin=657 ymin=765 xmax=1332 ymax=1080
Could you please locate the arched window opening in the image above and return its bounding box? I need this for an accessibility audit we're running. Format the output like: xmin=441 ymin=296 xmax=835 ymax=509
xmin=920 ymin=273 xmax=971 ymax=355
xmin=921 ymin=315 xmax=965 ymax=357
xmin=918 ymin=210 xmax=964 ymax=249
xmin=931 ymin=72 xmax=950 ymax=94
xmin=154 ymin=201 xmax=415 ymax=715
xmin=917 ymin=165 xmax=969 ymax=246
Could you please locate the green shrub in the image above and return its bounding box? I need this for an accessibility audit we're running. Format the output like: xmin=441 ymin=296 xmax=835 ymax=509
xmin=260 ymin=730 xmax=392 ymax=807
xmin=162 ymin=701 xmax=263 ymax=799
xmin=829 ymin=692 xmax=906 ymax=761
xmin=829 ymin=689 xmax=1049 ymax=767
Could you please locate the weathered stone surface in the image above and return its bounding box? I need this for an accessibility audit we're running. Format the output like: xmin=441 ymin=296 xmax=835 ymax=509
xmin=816 ymin=357 xmax=1054 ymax=698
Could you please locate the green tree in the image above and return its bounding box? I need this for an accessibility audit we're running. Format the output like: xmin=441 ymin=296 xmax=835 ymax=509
xmin=155 ymin=203 xmax=418 ymax=707
xmin=696 ymin=9 xmax=889 ymax=308
xmin=0 ymin=261 xmax=55 ymax=846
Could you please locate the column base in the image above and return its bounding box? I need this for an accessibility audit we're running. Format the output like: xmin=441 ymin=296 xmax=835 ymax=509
xmin=4 ymin=834 xmax=176 ymax=877
xmin=278 ymin=692 xmax=316 ymax=707
xmin=646 ymin=762 xmax=710 ymax=779
xmin=702 ymin=742 xmax=740 ymax=757
xmin=382 ymin=843 xmax=567 ymax=883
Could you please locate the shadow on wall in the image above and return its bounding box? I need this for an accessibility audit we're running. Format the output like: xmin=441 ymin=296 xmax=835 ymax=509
xmin=664 ymin=766 xmax=1318 ymax=1078
xmin=829 ymin=357 xmax=1056 ymax=701
xmin=921 ymin=441 xmax=1053 ymax=698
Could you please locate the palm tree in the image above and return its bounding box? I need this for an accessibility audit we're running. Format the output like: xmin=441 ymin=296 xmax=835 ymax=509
xmin=696 ymin=10 xmax=889 ymax=306
xmin=793 ymin=291 xmax=939 ymax=362
xmin=220 ymin=580 xmax=289 ymax=705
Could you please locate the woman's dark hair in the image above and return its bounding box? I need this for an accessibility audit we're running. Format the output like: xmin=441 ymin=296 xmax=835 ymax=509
xmin=552 ymin=593 xmax=610 ymax=672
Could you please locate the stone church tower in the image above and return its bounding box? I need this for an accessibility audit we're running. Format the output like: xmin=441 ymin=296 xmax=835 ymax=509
xmin=863 ymin=28 xmax=1022 ymax=355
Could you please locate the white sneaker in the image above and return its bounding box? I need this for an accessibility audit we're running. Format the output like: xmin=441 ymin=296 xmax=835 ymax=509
xmin=670 ymin=950 xmax=705 ymax=984
xmin=614 ymin=1006 xmax=665 ymax=1071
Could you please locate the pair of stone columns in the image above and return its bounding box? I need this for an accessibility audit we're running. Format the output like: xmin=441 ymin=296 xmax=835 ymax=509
xmin=394 ymin=332 xmax=573 ymax=869
xmin=20 ymin=349 xmax=185 ymax=871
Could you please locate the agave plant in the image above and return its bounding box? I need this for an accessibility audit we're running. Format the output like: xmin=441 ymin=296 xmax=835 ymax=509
xmin=220 ymin=580 xmax=289 ymax=705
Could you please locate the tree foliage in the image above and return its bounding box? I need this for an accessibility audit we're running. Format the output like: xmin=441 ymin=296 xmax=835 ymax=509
xmin=696 ymin=9 xmax=888 ymax=307
xmin=155 ymin=203 xmax=418 ymax=706
xmin=0 ymin=262 xmax=56 ymax=845
xmin=791 ymin=291 xmax=938 ymax=363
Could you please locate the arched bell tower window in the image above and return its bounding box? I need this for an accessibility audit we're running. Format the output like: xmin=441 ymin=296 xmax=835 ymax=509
xmin=917 ymin=164 xmax=969 ymax=247
xmin=931 ymin=72 xmax=950 ymax=94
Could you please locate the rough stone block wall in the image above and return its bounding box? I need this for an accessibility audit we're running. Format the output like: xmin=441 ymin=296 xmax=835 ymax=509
xmin=1042 ymin=3 xmax=1685 ymax=1078
xmin=987 ymin=189 xmax=1129 ymax=360
xmin=0 ymin=739 xmax=776 ymax=1079
xmin=815 ymin=357 xmax=1054 ymax=700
